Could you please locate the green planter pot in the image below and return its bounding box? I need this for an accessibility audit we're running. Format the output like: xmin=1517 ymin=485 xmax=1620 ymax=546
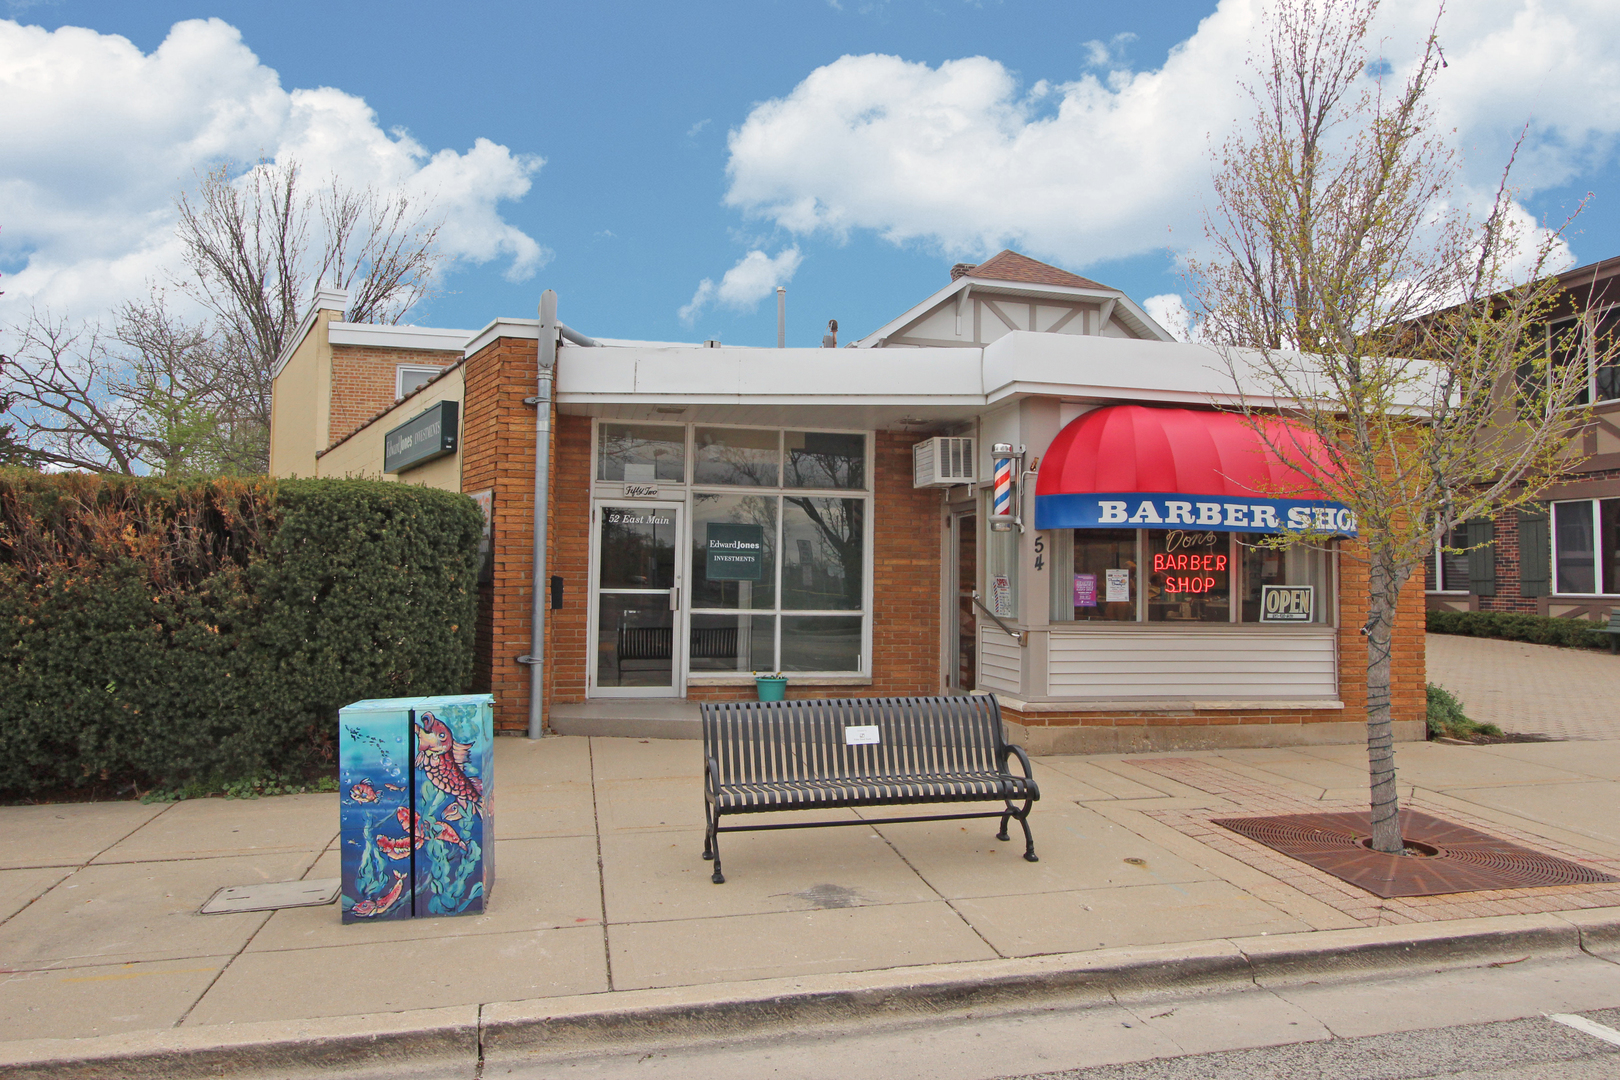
xmin=754 ymin=676 xmax=787 ymax=702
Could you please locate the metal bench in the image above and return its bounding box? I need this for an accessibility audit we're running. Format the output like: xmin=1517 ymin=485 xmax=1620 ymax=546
xmin=699 ymin=695 xmax=1040 ymax=883
xmin=1601 ymin=611 xmax=1620 ymax=655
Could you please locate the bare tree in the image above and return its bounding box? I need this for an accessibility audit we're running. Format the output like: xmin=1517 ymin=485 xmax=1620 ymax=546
xmin=172 ymin=159 xmax=443 ymax=468
xmin=1191 ymin=0 xmax=1594 ymax=852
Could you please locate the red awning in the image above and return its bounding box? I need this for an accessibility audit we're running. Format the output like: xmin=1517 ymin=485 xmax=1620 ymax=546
xmin=1035 ymin=405 xmax=1331 ymax=501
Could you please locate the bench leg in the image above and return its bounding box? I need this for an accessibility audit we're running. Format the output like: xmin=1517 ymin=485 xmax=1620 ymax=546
xmin=1000 ymin=803 xmax=1038 ymax=862
xmin=702 ymin=811 xmax=726 ymax=883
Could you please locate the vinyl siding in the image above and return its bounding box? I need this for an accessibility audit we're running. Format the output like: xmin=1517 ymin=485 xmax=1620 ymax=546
xmin=1046 ymin=626 xmax=1337 ymax=699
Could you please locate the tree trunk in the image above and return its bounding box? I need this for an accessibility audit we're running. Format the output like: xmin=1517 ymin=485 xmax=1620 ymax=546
xmin=1364 ymin=548 xmax=1404 ymax=853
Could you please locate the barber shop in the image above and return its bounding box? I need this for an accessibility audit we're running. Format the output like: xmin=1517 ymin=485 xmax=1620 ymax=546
xmin=269 ymin=249 xmax=1427 ymax=750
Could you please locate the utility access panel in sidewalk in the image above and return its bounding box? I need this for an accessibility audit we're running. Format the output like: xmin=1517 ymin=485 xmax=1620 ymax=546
xmin=339 ymin=694 xmax=495 ymax=923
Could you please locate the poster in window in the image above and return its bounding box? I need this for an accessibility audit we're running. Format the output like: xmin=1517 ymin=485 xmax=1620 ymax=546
xmin=1104 ymin=568 xmax=1131 ymax=602
xmin=1073 ymin=573 xmax=1098 ymax=607
xmin=991 ymin=574 xmax=1013 ymax=617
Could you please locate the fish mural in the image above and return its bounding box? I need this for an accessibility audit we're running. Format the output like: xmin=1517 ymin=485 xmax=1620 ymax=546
xmin=415 ymin=713 xmax=484 ymax=820
xmin=338 ymin=694 xmax=495 ymax=923
xmin=350 ymin=871 xmax=408 ymax=918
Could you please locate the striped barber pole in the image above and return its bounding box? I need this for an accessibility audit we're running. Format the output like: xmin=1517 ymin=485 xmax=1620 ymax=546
xmin=992 ymin=456 xmax=1013 ymax=517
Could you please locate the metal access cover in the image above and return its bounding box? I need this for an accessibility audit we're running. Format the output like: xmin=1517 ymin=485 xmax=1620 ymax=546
xmin=201 ymin=878 xmax=342 ymax=915
xmin=1212 ymin=810 xmax=1619 ymax=898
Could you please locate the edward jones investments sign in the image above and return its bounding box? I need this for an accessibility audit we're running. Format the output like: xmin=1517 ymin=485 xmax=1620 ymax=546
xmin=384 ymin=401 xmax=459 ymax=474
xmin=705 ymin=523 xmax=765 ymax=581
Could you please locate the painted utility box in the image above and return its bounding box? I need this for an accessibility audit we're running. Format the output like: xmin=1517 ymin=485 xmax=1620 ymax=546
xmin=338 ymin=693 xmax=495 ymax=923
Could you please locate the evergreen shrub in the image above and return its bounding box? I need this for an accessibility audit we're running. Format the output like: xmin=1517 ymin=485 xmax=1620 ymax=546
xmin=0 ymin=471 xmax=482 ymax=798
xmin=1425 ymin=607 xmax=1609 ymax=649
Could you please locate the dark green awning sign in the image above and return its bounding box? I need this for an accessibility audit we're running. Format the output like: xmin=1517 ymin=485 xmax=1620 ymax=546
xmin=384 ymin=401 xmax=459 ymax=473
xmin=706 ymin=523 xmax=765 ymax=581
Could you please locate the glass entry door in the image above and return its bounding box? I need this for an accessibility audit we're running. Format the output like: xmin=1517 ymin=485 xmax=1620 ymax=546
xmin=593 ymin=502 xmax=683 ymax=696
xmin=953 ymin=510 xmax=977 ymax=691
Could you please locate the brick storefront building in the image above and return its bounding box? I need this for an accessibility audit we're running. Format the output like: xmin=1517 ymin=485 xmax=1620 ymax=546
xmin=270 ymin=251 xmax=1426 ymax=750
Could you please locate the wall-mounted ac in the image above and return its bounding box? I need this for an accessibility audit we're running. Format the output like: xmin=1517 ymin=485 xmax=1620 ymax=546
xmin=913 ymin=436 xmax=976 ymax=487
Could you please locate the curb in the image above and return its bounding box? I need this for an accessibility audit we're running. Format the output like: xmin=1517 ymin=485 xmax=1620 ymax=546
xmin=7 ymin=909 xmax=1617 ymax=1079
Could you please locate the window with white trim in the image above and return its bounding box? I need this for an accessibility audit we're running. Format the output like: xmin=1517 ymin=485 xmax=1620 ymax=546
xmin=1552 ymin=498 xmax=1620 ymax=595
xmin=396 ymin=365 xmax=444 ymax=399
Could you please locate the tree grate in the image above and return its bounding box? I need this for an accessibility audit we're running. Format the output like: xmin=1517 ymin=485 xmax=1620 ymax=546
xmin=1210 ymin=809 xmax=1619 ymax=898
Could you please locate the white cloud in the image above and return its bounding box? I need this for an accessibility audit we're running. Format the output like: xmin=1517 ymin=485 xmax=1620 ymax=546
xmin=0 ymin=18 xmax=544 ymax=322
xmin=679 ymin=247 xmax=802 ymax=324
xmin=722 ymin=1 xmax=1620 ymax=271
xmin=1143 ymin=293 xmax=1193 ymax=342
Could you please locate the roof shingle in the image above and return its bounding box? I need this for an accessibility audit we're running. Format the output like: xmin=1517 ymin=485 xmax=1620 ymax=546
xmin=960 ymin=249 xmax=1111 ymax=291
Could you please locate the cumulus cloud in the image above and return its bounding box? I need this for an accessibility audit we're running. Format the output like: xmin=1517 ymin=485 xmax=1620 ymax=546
xmin=0 ymin=17 xmax=544 ymax=322
xmin=1143 ymin=294 xmax=1194 ymax=342
xmin=722 ymin=0 xmax=1620 ymax=271
xmin=679 ymin=247 xmax=803 ymax=324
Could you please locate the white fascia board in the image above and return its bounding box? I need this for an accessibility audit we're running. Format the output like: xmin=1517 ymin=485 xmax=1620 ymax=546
xmin=555 ymin=345 xmax=985 ymax=404
xmin=1109 ymin=295 xmax=1177 ymax=342
xmin=270 ymin=286 xmax=350 ymax=379
xmin=981 ymin=332 xmax=1260 ymax=404
xmin=464 ymin=317 xmax=539 ymax=357
xmin=327 ymin=322 xmax=472 ymax=353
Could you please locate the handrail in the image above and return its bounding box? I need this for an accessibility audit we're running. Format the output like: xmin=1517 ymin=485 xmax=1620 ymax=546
xmin=971 ymin=590 xmax=1026 ymax=646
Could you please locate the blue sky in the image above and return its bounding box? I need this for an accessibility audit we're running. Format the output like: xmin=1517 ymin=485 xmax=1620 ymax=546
xmin=4 ymin=0 xmax=1618 ymax=347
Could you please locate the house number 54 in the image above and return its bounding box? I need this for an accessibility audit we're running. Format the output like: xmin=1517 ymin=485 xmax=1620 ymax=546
xmin=1033 ymin=535 xmax=1045 ymax=571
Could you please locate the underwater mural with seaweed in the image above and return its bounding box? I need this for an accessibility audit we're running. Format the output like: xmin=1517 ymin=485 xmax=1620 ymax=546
xmin=338 ymin=694 xmax=495 ymax=924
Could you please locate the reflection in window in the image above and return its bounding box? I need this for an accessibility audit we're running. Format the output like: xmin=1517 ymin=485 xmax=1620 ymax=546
xmin=1549 ymin=318 xmax=1590 ymax=407
xmin=598 ymin=506 xmax=676 ymax=590
xmin=1435 ymin=524 xmax=1470 ymax=592
xmin=689 ymin=613 xmax=775 ymax=673
xmin=690 ymin=493 xmax=776 ymax=609
xmin=1238 ymin=536 xmax=1334 ymax=623
xmin=597 ymin=423 xmax=685 ymax=482
xmin=781 ymin=616 xmax=861 ymax=672
xmin=782 ymin=497 xmax=864 ymax=610
xmin=1555 ymin=500 xmax=1596 ymax=594
xmin=1146 ymin=529 xmax=1231 ymax=622
xmin=1605 ymin=499 xmax=1620 ymax=595
xmin=694 ymin=427 xmax=779 ymax=486
xmin=785 ymin=431 xmax=865 ymax=489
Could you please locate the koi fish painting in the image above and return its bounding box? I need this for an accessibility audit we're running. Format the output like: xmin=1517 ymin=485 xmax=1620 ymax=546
xmin=339 ymin=694 xmax=495 ymax=924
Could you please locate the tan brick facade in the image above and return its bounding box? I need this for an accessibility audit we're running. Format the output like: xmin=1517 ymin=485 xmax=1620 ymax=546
xmin=327 ymin=344 xmax=460 ymax=448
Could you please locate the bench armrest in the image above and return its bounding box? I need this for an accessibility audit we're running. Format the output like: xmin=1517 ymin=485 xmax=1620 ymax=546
xmin=704 ymin=755 xmax=722 ymax=806
xmin=1002 ymin=743 xmax=1035 ymax=783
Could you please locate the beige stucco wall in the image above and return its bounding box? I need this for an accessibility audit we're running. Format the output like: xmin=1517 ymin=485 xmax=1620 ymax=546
xmin=268 ymin=307 xmax=340 ymax=478
xmin=316 ymin=366 xmax=465 ymax=492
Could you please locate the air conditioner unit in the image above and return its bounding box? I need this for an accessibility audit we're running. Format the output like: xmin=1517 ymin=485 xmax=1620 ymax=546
xmin=913 ymin=436 xmax=976 ymax=487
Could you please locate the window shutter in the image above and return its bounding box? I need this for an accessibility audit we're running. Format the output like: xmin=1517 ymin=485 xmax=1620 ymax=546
xmin=1517 ymin=507 xmax=1550 ymax=599
xmin=1465 ymin=517 xmax=1496 ymax=596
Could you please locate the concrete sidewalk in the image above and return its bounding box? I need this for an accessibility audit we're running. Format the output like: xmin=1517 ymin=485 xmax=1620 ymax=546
xmin=3 ymin=734 xmax=1620 ymax=1074
xmin=1427 ymin=632 xmax=1620 ymax=740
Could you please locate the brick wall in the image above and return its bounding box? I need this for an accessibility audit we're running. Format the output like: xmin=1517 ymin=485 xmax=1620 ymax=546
xmin=459 ymin=336 xmax=540 ymax=734
xmin=547 ymin=414 xmax=592 ymax=709
xmin=328 ymin=345 xmax=460 ymax=448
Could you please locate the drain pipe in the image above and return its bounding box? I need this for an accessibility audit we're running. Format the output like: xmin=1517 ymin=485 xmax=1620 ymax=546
xmin=526 ymin=289 xmax=559 ymax=739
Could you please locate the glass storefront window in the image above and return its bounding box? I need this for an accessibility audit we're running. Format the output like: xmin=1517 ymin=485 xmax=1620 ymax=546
xmin=781 ymin=615 xmax=862 ymax=672
xmin=782 ymin=496 xmax=864 ymax=610
xmin=987 ymin=517 xmax=1019 ymax=618
xmin=690 ymin=493 xmax=777 ymax=609
xmin=689 ymin=613 xmax=775 ymax=673
xmin=1146 ymin=529 xmax=1231 ymax=622
xmin=694 ymin=427 xmax=780 ymax=486
xmin=784 ymin=431 xmax=866 ymax=489
xmin=1067 ymin=528 xmax=1137 ymax=622
xmin=1238 ymin=535 xmax=1334 ymax=623
xmin=597 ymin=423 xmax=685 ymax=482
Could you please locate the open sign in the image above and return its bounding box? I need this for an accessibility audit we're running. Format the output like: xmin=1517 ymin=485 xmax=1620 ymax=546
xmin=1260 ymin=585 xmax=1314 ymax=622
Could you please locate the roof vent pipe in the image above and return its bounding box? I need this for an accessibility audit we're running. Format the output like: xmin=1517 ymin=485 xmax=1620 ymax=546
xmin=776 ymin=287 xmax=786 ymax=348
xmin=822 ymin=319 xmax=838 ymax=348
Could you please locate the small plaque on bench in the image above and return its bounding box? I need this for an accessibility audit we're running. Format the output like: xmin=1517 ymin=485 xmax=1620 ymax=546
xmin=844 ymin=725 xmax=880 ymax=745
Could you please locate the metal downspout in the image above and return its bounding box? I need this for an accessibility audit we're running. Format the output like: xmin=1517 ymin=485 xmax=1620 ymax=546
xmin=528 ymin=289 xmax=558 ymax=739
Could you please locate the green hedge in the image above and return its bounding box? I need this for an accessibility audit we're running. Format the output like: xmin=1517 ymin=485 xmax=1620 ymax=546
xmin=1425 ymin=607 xmax=1610 ymax=649
xmin=0 ymin=472 xmax=483 ymax=798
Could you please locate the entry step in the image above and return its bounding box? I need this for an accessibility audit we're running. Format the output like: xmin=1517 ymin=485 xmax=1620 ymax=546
xmin=550 ymin=700 xmax=702 ymax=740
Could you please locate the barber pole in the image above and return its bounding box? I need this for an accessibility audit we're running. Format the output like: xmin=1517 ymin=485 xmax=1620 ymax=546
xmin=990 ymin=444 xmax=1016 ymax=530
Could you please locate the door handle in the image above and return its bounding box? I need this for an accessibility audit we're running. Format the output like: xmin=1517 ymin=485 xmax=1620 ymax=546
xmin=669 ymin=586 xmax=680 ymax=611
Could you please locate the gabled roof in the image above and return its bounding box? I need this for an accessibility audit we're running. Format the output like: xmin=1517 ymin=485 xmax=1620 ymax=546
xmin=961 ymin=250 xmax=1111 ymax=291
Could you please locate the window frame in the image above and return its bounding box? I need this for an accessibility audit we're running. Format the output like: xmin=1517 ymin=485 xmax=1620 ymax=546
xmin=589 ymin=419 xmax=875 ymax=679
xmin=395 ymin=364 xmax=445 ymax=400
xmin=1549 ymin=497 xmax=1620 ymax=597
